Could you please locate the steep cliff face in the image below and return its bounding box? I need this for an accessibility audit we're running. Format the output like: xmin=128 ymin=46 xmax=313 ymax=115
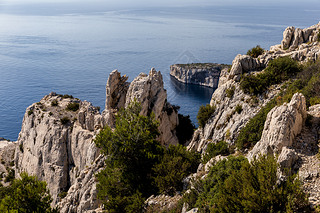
xmin=170 ymin=63 xmax=227 ymax=88
xmin=15 ymin=93 xmax=102 ymax=206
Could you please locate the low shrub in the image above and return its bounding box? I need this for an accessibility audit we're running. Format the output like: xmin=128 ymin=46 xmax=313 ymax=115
xmin=226 ymin=85 xmax=235 ymax=98
xmin=197 ymin=104 xmax=216 ymax=128
xmin=202 ymin=141 xmax=229 ymax=164
xmin=60 ymin=117 xmax=70 ymax=125
xmin=28 ymin=109 xmax=33 ymax=116
xmin=194 ymin=155 xmax=309 ymax=212
xmin=153 ymin=145 xmax=200 ymax=195
xmin=66 ymin=102 xmax=79 ymax=112
xmin=247 ymin=45 xmax=264 ymax=58
xmin=240 ymin=56 xmax=301 ymax=95
xmin=235 ymin=104 xmax=243 ymax=114
xmin=51 ymin=100 xmax=58 ymax=106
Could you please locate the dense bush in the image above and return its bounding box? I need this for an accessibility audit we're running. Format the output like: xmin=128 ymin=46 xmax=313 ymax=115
xmin=95 ymin=102 xmax=201 ymax=212
xmin=240 ymin=56 xmax=301 ymax=95
xmin=202 ymin=141 xmax=229 ymax=164
xmin=236 ymin=99 xmax=276 ymax=150
xmin=234 ymin=104 xmax=243 ymax=114
xmin=247 ymin=45 xmax=265 ymax=58
xmin=95 ymin=102 xmax=162 ymax=212
xmin=51 ymin=100 xmax=58 ymax=106
xmin=60 ymin=117 xmax=70 ymax=125
xmin=153 ymin=145 xmax=200 ymax=195
xmin=176 ymin=114 xmax=195 ymax=145
xmin=225 ymin=85 xmax=235 ymax=98
xmin=0 ymin=172 xmax=58 ymax=213
xmin=197 ymin=104 xmax=216 ymax=128
xmin=66 ymin=102 xmax=79 ymax=111
xmin=180 ymin=155 xmax=309 ymax=213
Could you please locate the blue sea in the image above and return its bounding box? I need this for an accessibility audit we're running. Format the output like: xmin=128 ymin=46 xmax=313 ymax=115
xmin=0 ymin=2 xmax=319 ymax=141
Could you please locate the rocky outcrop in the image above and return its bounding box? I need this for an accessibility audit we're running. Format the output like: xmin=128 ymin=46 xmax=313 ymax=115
xmin=281 ymin=22 xmax=320 ymax=50
xmin=15 ymin=93 xmax=102 ymax=206
xmin=247 ymin=93 xmax=307 ymax=161
xmin=103 ymin=68 xmax=179 ymax=146
xmin=170 ymin=63 xmax=227 ymax=88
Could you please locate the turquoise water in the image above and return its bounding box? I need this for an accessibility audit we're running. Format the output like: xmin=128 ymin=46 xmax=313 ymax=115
xmin=0 ymin=4 xmax=319 ymax=140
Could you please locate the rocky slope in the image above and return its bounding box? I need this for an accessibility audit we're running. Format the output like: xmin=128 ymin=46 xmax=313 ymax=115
xmin=187 ymin=22 xmax=320 ymax=153
xmin=170 ymin=63 xmax=228 ymax=88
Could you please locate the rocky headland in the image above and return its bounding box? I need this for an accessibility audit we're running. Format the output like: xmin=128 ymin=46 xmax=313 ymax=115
xmin=1 ymin=22 xmax=320 ymax=212
xmin=170 ymin=63 xmax=229 ymax=88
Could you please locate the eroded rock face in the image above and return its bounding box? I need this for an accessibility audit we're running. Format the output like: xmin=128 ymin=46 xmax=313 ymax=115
xmin=0 ymin=140 xmax=17 ymax=186
xmin=281 ymin=22 xmax=320 ymax=50
xmin=170 ymin=64 xmax=225 ymax=88
xmin=15 ymin=93 xmax=102 ymax=205
xmin=247 ymin=93 xmax=307 ymax=161
xmin=103 ymin=68 xmax=179 ymax=146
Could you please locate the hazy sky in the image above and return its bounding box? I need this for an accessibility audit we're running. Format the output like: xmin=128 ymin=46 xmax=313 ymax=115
xmin=2 ymin=0 xmax=319 ymax=6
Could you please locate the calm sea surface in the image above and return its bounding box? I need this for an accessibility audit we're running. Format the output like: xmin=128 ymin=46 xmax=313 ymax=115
xmin=0 ymin=4 xmax=319 ymax=140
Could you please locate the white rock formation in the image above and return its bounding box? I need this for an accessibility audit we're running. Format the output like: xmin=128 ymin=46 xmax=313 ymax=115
xmin=247 ymin=93 xmax=307 ymax=161
xmin=15 ymin=93 xmax=102 ymax=207
xmin=103 ymin=68 xmax=179 ymax=146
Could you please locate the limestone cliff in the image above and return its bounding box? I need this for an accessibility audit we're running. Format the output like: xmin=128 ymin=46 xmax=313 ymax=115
xmin=13 ymin=68 xmax=179 ymax=212
xmin=170 ymin=63 xmax=228 ymax=88
xmin=15 ymin=93 xmax=102 ymax=207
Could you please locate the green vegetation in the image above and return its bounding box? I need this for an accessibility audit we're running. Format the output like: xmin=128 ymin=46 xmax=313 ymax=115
xmin=60 ymin=117 xmax=70 ymax=125
xmin=317 ymin=31 xmax=320 ymax=42
xmin=202 ymin=141 xmax=229 ymax=164
xmin=51 ymin=100 xmax=58 ymax=106
xmin=225 ymin=85 xmax=235 ymax=98
xmin=94 ymin=101 xmax=200 ymax=212
xmin=66 ymin=102 xmax=79 ymax=111
xmin=0 ymin=172 xmax=58 ymax=212
xmin=176 ymin=114 xmax=195 ymax=144
xmin=236 ymin=99 xmax=276 ymax=150
xmin=234 ymin=104 xmax=243 ymax=114
xmin=180 ymin=155 xmax=309 ymax=213
xmin=240 ymin=56 xmax=301 ymax=95
xmin=58 ymin=94 xmax=74 ymax=99
xmin=197 ymin=104 xmax=216 ymax=128
xmin=28 ymin=109 xmax=34 ymax=116
xmin=153 ymin=145 xmax=200 ymax=195
xmin=246 ymin=45 xmax=265 ymax=58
